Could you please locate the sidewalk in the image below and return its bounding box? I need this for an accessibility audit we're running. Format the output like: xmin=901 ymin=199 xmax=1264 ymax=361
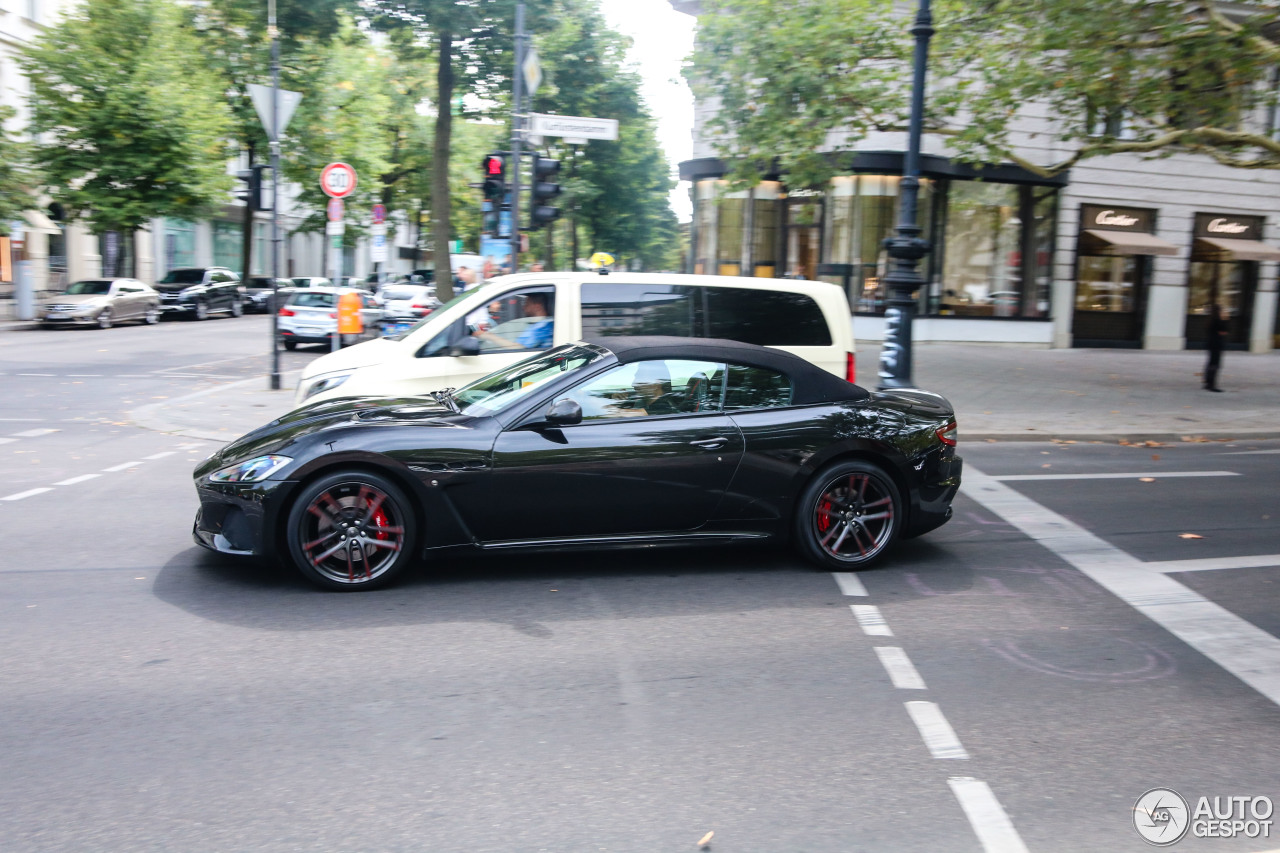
xmin=127 ymin=344 xmax=1280 ymax=445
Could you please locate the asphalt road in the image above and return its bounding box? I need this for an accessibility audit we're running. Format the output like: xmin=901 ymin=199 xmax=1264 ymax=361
xmin=1 ymin=318 xmax=1278 ymax=852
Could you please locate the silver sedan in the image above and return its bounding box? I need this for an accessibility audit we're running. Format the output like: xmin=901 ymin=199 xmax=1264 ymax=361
xmin=38 ymin=279 xmax=161 ymax=329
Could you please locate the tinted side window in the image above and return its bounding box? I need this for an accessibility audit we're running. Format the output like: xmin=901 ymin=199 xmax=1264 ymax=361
xmin=704 ymin=288 xmax=832 ymax=346
xmin=722 ymin=364 xmax=792 ymax=411
xmin=581 ymin=284 xmax=695 ymax=337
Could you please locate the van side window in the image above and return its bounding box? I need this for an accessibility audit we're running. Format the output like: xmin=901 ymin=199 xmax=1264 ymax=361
xmin=415 ymin=286 xmax=556 ymax=358
xmin=722 ymin=364 xmax=793 ymax=410
xmin=581 ymin=283 xmax=695 ymax=337
xmin=704 ymin=288 xmax=832 ymax=346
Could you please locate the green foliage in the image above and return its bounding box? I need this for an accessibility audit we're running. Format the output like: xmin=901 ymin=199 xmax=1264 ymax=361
xmin=0 ymin=106 xmax=33 ymax=236
xmin=689 ymin=0 xmax=1280 ymax=182
xmin=19 ymin=0 xmax=234 ymax=235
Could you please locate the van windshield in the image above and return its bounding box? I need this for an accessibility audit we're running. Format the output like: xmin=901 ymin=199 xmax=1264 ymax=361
xmin=384 ymin=288 xmax=472 ymax=341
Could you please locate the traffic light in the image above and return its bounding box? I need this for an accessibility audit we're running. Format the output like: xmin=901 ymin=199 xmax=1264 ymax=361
xmin=529 ymin=157 xmax=561 ymax=230
xmin=481 ymin=154 xmax=506 ymax=202
xmin=235 ymin=164 xmax=268 ymax=211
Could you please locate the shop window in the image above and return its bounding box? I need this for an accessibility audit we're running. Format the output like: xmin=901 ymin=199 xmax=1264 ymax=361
xmin=940 ymin=182 xmax=1021 ymax=317
xmin=212 ymin=221 xmax=241 ymax=273
xmin=751 ymin=182 xmax=780 ymax=277
xmin=99 ymin=231 xmax=133 ymax=278
xmin=716 ymin=193 xmax=747 ymax=276
xmin=693 ymin=180 xmax=719 ymax=276
xmin=253 ymin=222 xmax=267 ymax=275
xmin=164 ymin=219 xmax=196 ymax=270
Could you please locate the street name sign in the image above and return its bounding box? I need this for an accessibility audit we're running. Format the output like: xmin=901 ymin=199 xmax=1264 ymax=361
xmin=320 ymin=162 xmax=357 ymax=199
xmin=530 ymin=113 xmax=619 ymax=142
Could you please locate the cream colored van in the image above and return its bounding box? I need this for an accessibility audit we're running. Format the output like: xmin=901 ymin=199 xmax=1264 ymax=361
xmin=293 ymin=272 xmax=857 ymax=408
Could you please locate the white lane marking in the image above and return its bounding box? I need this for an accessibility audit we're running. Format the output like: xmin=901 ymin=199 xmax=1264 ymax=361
xmin=948 ymin=777 xmax=1030 ymax=853
xmin=0 ymin=438 xmax=16 ymax=446
xmin=963 ymin=466 xmax=1280 ymax=709
xmin=9 ymin=428 xmax=59 ymax=438
xmin=15 ymin=373 xmax=55 ymax=377
xmin=851 ymin=604 xmax=893 ymax=636
xmin=1146 ymin=555 xmax=1280 ymax=574
xmin=832 ymin=572 xmax=869 ymax=596
xmin=177 ymin=442 xmax=205 ymax=450
xmin=152 ymin=354 xmax=255 ymax=373
xmin=2 ymin=488 xmax=54 ymax=501
xmin=1219 ymin=449 xmax=1280 ymax=455
xmin=102 ymin=461 xmax=144 ymax=472
xmin=905 ymin=701 xmax=969 ymax=759
xmin=54 ymin=474 xmax=101 ymax=486
xmin=144 ymin=451 xmax=176 ymax=460
xmin=66 ymin=374 xmax=101 ymax=377
xmin=875 ymin=646 xmax=927 ymax=689
xmin=993 ymin=471 xmax=1239 ymax=482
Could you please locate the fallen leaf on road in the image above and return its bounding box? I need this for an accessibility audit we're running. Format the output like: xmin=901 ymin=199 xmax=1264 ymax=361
xmin=1139 ymin=478 xmax=1155 ymax=482
xmin=1151 ymin=454 xmax=1160 ymax=461
xmin=1041 ymin=464 xmax=1051 ymax=468
xmin=1143 ymin=441 xmax=1163 ymax=447
xmin=985 ymin=439 xmax=998 ymax=443
xmin=1179 ymin=533 xmax=1203 ymax=539
xmin=1181 ymin=436 xmax=1210 ymax=443
xmin=1119 ymin=439 xmax=1133 ymax=446
xmin=698 ymin=831 xmax=714 ymax=847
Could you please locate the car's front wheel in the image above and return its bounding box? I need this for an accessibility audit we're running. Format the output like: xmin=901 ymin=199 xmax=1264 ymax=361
xmin=230 ymin=298 xmax=243 ymax=317
xmin=96 ymin=308 xmax=112 ymax=329
xmin=285 ymin=470 xmax=417 ymax=591
xmin=193 ymin=301 xmax=209 ymax=321
xmin=795 ymin=460 xmax=902 ymax=570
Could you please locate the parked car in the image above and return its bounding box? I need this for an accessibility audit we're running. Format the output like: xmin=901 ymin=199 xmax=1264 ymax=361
xmin=155 ymin=267 xmax=244 ymax=320
xmin=276 ymin=287 xmax=384 ymax=351
xmin=378 ymin=283 xmax=440 ymax=336
xmin=193 ymin=336 xmax=961 ymax=590
xmin=293 ymin=272 xmax=857 ymax=407
xmin=243 ymin=277 xmax=292 ymax=313
xmin=37 ymin=279 xmax=160 ymax=328
xmin=290 ymin=276 xmax=332 ymax=289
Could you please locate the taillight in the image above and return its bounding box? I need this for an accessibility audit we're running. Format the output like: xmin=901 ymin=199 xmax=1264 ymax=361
xmin=278 ymin=307 xmax=295 ymax=317
xmin=935 ymin=421 xmax=957 ymax=447
xmin=846 ymin=352 xmax=856 ymax=384
xmin=328 ymin=312 xmax=337 ymax=319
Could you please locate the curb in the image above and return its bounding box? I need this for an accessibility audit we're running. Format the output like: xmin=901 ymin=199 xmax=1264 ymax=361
xmin=128 ymin=372 xmax=301 ymax=443
xmin=961 ymin=430 xmax=1280 ymax=444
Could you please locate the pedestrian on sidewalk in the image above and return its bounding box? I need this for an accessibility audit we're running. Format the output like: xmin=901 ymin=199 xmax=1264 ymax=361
xmin=1204 ymin=303 xmax=1227 ymax=392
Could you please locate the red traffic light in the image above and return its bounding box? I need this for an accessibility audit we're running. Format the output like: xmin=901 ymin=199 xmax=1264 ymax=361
xmin=483 ymin=155 xmax=505 ymax=177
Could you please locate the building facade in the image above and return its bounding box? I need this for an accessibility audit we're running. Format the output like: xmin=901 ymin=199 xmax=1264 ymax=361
xmin=672 ymin=3 xmax=1280 ymax=353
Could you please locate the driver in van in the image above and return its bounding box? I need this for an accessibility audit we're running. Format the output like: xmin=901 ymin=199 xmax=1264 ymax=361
xmin=474 ymin=292 xmax=554 ymax=351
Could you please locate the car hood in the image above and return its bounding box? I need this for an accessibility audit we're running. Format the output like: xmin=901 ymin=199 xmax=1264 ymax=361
xmin=195 ymin=395 xmax=468 ymax=478
xmin=300 ymin=336 xmax=400 ymax=378
xmin=42 ymin=294 xmax=105 ymax=306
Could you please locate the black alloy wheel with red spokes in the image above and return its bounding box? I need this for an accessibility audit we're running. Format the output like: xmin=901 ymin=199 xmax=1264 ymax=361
xmin=285 ymin=470 xmax=417 ymax=590
xmin=796 ymin=460 xmax=902 ymax=570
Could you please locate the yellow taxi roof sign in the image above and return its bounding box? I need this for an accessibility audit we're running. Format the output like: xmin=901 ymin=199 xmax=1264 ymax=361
xmin=589 ymin=252 xmax=614 ymax=269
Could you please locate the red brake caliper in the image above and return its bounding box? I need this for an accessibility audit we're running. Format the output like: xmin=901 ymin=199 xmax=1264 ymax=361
xmin=817 ymin=498 xmax=833 ymax=533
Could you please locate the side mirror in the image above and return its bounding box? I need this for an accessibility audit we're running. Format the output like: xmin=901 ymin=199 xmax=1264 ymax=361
xmin=447 ymin=336 xmax=481 ymax=357
xmin=544 ymin=398 xmax=582 ymax=426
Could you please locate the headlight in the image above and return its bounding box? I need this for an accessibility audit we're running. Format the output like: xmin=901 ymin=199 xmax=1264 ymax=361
xmin=208 ymin=455 xmax=292 ymax=483
xmin=301 ymin=372 xmax=352 ymax=401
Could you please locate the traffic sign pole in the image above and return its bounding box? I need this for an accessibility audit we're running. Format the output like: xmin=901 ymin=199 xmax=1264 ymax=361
xmin=510 ymin=0 xmax=526 ymax=273
xmin=320 ymin=162 xmax=357 ymax=352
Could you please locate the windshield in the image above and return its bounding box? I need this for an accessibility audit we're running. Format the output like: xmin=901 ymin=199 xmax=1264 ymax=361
xmin=453 ymin=345 xmax=605 ymax=417
xmin=289 ymin=292 xmax=336 ymax=308
xmin=158 ymin=269 xmax=204 ymax=285
xmin=65 ymin=280 xmax=112 ymax=295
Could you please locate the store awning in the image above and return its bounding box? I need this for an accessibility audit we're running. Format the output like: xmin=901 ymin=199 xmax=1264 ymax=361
xmin=1082 ymin=229 xmax=1179 ymax=256
xmin=1194 ymin=237 xmax=1280 ymax=262
xmin=23 ymin=209 xmax=61 ymax=234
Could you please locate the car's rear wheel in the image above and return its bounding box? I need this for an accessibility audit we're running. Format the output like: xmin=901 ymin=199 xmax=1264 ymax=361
xmin=285 ymin=470 xmax=417 ymax=591
xmin=795 ymin=460 xmax=902 ymax=570
xmin=282 ymin=339 xmax=297 ymax=351
xmin=96 ymin=308 xmax=112 ymax=329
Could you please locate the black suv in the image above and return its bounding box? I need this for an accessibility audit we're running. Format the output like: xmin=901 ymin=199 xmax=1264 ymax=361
xmin=155 ymin=267 xmax=245 ymax=320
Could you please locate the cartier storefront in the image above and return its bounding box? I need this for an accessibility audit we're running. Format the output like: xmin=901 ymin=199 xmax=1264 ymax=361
xmin=1186 ymin=212 xmax=1280 ymax=349
xmin=1073 ymin=204 xmax=1178 ymax=347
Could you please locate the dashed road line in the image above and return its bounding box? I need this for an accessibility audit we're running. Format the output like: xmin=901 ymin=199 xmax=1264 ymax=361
xmin=1145 ymin=554 xmax=1280 ymax=573
xmin=10 ymin=428 xmax=59 ymax=438
xmin=832 ymin=571 xmax=869 ymax=596
xmin=963 ymin=465 xmax=1280 ymax=709
xmin=850 ymin=604 xmax=893 ymax=636
xmin=54 ymin=474 xmax=100 ymax=486
xmin=102 ymin=461 xmax=145 ymax=472
xmin=15 ymin=373 xmax=55 ymax=377
xmin=993 ymin=470 xmax=1238 ymax=481
xmin=2 ymin=488 xmax=54 ymax=501
xmin=0 ymin=438 xmax=15 ymax=446
xmin=905 ymin=701 xmax=969 ymax=760
xmin=874 ymin=646 xmax=927 ymax=689
xmin=144 ymin=451 xmax=176 ymax=460
xmin=948 ymin=777 xmax=1030 ymax=853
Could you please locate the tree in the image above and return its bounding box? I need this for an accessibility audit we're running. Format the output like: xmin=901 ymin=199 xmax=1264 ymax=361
xmin=0 ymin=107 xmax=32 ymax=236
xmin=688 ymin=0 xmax=1280 ymax=185
xmin=19 ymin=0 xmax=234 ymax=238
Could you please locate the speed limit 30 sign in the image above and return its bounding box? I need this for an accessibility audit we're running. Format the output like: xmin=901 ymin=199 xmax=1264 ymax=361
xmin=320 ymin=162 xmax=357 ymax=198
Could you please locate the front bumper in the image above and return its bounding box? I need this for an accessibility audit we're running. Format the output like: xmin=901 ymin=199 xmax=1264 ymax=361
xmin=192 ymin=479 xmax=296 ymax=557
xmin=40 ymin=313 xmax=99 ymax=324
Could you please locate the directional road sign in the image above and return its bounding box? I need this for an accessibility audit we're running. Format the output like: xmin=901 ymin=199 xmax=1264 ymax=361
xmin=531 ymin=113 xmax=619 ymax=142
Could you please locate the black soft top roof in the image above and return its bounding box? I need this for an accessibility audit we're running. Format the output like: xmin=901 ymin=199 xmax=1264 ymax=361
xmin=582 ymin=336 xmax=869 ymax=404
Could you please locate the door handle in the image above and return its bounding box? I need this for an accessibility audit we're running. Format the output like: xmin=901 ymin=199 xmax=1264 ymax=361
xmin=690 ymin=436 xmax=729 ymax=450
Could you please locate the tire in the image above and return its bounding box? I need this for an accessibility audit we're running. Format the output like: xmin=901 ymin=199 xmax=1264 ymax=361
xmin=96 ymin=308 xmax=112 ymax=329
xmin=283 ymin=339 xmax=297 ymax=351
xmin=285 ymin=469 xmax=417 ymax=591
xmin=230 ymin=299 xmax=243 ymax=317
xmin=193 ymin=301 xmax=209 ymax=321
xmin=794 ymin=459 xmax=902 ymax=571
xmin=143 ymin=304 xmax=160 ymax=325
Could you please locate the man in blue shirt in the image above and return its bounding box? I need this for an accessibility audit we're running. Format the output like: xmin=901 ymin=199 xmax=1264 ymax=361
xmin=477 ymin=292 xmax=553 ymax=351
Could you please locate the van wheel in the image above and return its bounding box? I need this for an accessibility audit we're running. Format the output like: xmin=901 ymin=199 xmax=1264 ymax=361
xmin=795 ymin=460 xmax=902 ymax=570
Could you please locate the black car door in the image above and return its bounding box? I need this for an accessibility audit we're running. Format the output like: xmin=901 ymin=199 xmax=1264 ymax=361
xmin=470 ymin=358 xmax=744 ymax=543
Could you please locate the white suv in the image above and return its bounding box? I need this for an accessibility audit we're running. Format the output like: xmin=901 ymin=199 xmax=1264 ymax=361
xmin=294 ymin=272 xmax=857 ymax=407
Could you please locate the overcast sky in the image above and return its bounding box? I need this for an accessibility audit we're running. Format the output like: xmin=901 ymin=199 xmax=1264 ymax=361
xmin=597 ymin=0 xmax=697 ymax=222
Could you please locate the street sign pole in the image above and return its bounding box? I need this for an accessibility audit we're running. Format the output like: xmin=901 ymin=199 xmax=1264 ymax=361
xmin=509 ymin=0 xmax=526 ymax=273
xmin=320 ymin=163 xmax=356 ymax=352
xmin=268 ymin=0 xmax=282 ymax=390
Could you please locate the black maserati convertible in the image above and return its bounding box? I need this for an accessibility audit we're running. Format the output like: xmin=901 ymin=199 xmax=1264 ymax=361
xmin=193 ymin=337 xmax=962 ymax=590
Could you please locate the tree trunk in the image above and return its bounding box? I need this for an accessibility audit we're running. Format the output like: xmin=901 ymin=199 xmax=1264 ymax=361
xmin=431 ymin=31 xmax=455 ymax=302
xmin=240 ymin=144 xmax=255 ymax=280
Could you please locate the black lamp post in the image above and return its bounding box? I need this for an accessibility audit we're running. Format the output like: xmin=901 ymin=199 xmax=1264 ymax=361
xmin=877 ymin=0 xmax=934 ymax=390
